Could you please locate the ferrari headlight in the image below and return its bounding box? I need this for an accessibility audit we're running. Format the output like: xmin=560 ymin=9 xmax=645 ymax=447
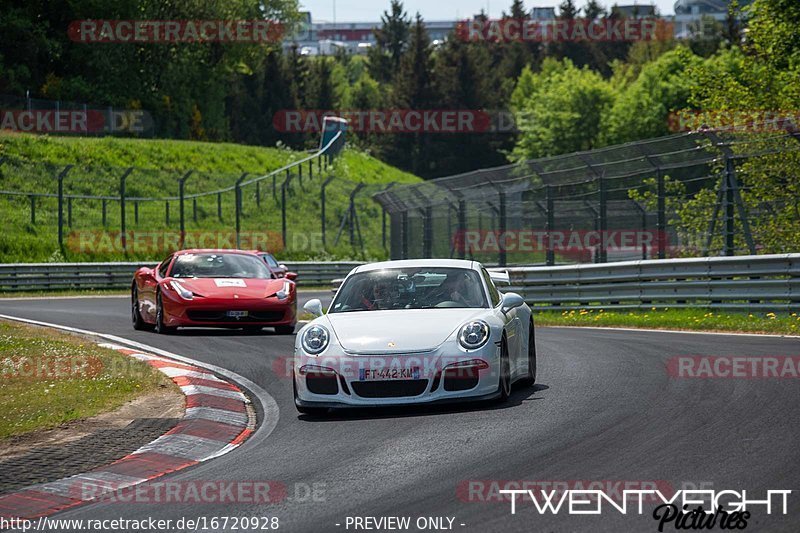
xmin=169 ymin=280 xmax=193 ymax=300
xmin=458 ymin=320 xmax=490 ymax=349
xmin=276 ymin=280 xmax=292 ymax=300
xmin=301 ymin=325 xmax=329 ymax=355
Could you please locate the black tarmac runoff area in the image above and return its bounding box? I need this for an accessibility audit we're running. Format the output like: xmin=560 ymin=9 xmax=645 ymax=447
xmin=1 ymin=293 xmax=798 ymax=532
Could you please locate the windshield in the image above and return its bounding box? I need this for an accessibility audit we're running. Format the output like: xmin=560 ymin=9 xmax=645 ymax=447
xmin=170 ymin=253 xmax=271 ymax=279
xmin=330 ymin=267 xmax=488 ymax=313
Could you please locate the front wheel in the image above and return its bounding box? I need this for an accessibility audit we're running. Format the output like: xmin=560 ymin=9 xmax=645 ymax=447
xmin=496 ymin=336 xmax=511 ymax=403
xmin=131 ymin=285 xmax=148 ymax=331
xmin=519 ymin=322 xmax=537 ymax=386
xmin=154 ymin=291 xmax=176 ymax=335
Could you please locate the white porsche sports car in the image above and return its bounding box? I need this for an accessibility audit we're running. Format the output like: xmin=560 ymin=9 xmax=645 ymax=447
xmin=293 ymin=259 xmax=536 ymax=414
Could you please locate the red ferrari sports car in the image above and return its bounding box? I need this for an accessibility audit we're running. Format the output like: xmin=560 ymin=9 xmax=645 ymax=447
xmin=131 ymin=249 xmax=297 ymax=334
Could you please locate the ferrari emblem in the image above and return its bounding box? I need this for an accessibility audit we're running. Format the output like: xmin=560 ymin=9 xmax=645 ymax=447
xmin=234 ymin=294 xmax=239 ymax=299
xmin=388 ymin=342 xmax=396 ymax=347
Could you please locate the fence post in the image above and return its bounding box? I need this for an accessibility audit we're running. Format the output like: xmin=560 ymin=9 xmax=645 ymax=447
xmin=281 ymin=179 xmax=288 ymax=247
xmin=134 ymin=201 xmax=139 ymax=225
xmin=401 ymin=211 xmax=409 ymax=259
xmin=256 ymin=181 xmax=261 ymax=207
xmin=657 ymin=169 xmax=666 ymax=259
xmin=457 ymin=199 xmax=467 ymax=260
xmin=101 ymin=199 xmax=107 ymax=227
xmin=192 ymin=198 xmax=197 ymax=223
xmin=598 ymin=176 xmax=607 ymax=263
xmin=119 ymin=167 xmax=133 ymax=252
xmin=165 ymin=201 xmax=170 ymax=225
xmin=309 ymin=159 xmax=313 ymax=180
xmin=235 ymin=173 xmax=248 ymax=249
xmin=68 ymin=197 xmax=73 ymax=227
xmin=423 ymin=206 xmax=433 ymax=258
xmin=546 ymin=185 xmax=555 ymax=266
xmin=321 ymin=176 xmax=335 ymax=247
xmin=29 ymin=195 xmax=36 ymax=224
xmin=498 ymin=192 xmax=507 ymax=267
xmin=217 ymin=193 xmax=223 ymax=222
xmin=379 ymin=182 xmax=396 ymax=251
xmin=178 ymin=171 xmax=193 ymax=249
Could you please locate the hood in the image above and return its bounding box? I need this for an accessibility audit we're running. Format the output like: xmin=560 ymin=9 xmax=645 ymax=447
xmin=324 ymin=308 xmax=488 ymax=354
xmin=169 ymin=277 xmax=284 ymax=299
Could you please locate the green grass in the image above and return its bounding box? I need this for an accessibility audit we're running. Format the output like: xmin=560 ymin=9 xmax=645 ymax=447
xmin=0 ymin=320 xmax=173 ymax=439
xmin=534 ymin=308 xmax=800 ymax=335
xmin=0 ymin=132 xmax=421 ymax=263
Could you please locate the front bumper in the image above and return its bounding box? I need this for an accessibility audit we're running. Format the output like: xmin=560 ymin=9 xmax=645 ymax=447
xmin=294 ymin=342 xmax=502 ymax=407
xmin=163 ymin=294 xmax=297 ymax=327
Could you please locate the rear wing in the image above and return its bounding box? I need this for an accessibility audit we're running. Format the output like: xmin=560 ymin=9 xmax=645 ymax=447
xmin=488 ymin=269 xmax=510 ymax=286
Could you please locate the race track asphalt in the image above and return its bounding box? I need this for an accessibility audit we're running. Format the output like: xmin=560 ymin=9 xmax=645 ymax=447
xmin=1 ymin=294 xmax=798 ymax=532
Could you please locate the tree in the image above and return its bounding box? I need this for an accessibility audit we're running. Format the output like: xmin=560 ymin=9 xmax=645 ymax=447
xmin=511 ymin=58 xmax=617 ymax=159
xmin=367 ymin=0 xmax=411 ymax=84
xmin=583 ymin=0 xmax=605 ymax=20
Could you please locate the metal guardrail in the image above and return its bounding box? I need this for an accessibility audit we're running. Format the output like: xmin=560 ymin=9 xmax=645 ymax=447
xmin=502 ymin=254 xmax=800 ymax=312
xmin=0 ymin=261 xmax=363 ymax=292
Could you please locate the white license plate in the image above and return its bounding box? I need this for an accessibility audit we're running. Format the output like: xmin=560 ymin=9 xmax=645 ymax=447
xmin=227 ymin=310 xmax=249 ymax=318
xmin=359 ymin=367 xmax=420 ymax=381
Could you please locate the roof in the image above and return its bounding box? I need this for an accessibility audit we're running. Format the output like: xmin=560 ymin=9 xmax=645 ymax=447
xmin=353 ymin=259 xmax=478 ymax=274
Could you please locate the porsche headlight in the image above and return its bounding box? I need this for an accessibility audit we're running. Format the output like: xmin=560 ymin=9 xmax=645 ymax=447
xmin=301 ymin=325 xmax=330 ymax=355
xmin=458 ymin=320 xmax=490 ymax=349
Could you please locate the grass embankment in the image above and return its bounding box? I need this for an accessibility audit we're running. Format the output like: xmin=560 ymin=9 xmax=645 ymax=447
xmin=534 ymin=308 xmax=800 ymax=335
xmin=0 ymin=132 xmax=421 ymax=262
xmin=0 ymin=320 xmax=172 ymax=439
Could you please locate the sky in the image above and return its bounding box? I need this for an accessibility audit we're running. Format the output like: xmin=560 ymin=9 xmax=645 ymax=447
xmin=298 ymin=0 xmax=678 ymax=23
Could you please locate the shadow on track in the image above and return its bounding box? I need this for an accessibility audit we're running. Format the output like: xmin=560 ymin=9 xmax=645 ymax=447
xmin=297 ymin=384 xmax=549 ymax=422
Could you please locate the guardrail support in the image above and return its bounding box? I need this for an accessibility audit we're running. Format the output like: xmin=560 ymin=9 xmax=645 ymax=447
xmin=56 ymin=165 xmax=73 ymax=252
xmin=178 ymin=171 xmax=193 ymax=248
xmin=235 ymin=173 xmax=248 ymax=248
xmin=119 ymin=167 xmax=133 ymax=252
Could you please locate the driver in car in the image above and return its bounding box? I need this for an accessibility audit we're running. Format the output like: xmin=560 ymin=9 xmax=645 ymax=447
xmin=434 ymin=273 xmax=473 ymax=306
xmin=360 ymin=279 xmax=393 ymax=310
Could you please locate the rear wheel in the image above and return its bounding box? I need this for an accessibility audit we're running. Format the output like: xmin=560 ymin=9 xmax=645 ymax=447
xmin=154 ymin=291 xmax=176 ymax=335
xmin=519 ymin=322 xmax=537 ymax=386
xmin=496 ymin=336 xmax=511 ymax=403
xmin=131 ymin=285 xmax=148 ymax=331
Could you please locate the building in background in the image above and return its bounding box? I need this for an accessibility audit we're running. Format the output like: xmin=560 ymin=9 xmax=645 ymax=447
xmin=673 ymin=0 xmax=753 ymax=38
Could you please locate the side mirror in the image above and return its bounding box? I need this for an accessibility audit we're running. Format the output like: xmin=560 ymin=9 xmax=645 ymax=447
xmin=285 ymin=272 xmax=298 ymax=281
xmin=501 ymin=292 xmax=525 ymax=314
xmin=303 ymin=298 xmax=323 ymax=317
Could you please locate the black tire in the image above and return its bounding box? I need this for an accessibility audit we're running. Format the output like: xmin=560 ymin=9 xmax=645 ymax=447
xmin=519 ymin=321 xmax=537 ymax=386
xmin=275 ymin=325 xmax=296 ymax=335
xmin=131 ymin=285 xmax=148 ymax=331
xmin=154 ymin=291 xmax=176 ymax=335
xmin=293 ymin=373 xmax=328 ymax=415
xmin=496 ymin=336 xmax=511 ymax=403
